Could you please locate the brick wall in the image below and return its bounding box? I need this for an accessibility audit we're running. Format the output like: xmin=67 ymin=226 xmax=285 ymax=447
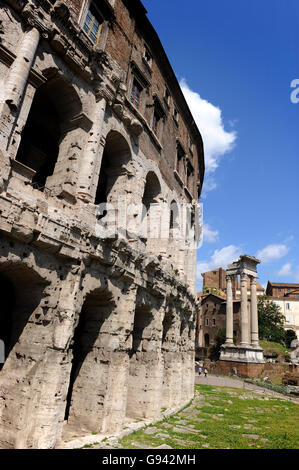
xmin=67 ymin=0 xmax=84 ymax=20
xmin=104 ymin=0 xmax=201 ymax=200
xmin=203 ymin=268 xmax=226 ymax=290
xmin=211 ymin=360 xmax=294 ymax=379
xmin=197 ymin=295 xmax=242 ymax=352
xmin=63 ymin=0 xmax=202 ymax=201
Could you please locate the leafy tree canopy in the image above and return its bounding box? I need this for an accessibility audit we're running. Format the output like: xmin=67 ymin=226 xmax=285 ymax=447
xmin=285 ymin=329 xmax=297 ymax=348
xmin=258 ymin=295 xmax=285 ymax=345
xmin=210 ymin=328 xmax=236 ymax=360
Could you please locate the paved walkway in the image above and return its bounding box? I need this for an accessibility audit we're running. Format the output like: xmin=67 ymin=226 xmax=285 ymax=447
xmin=195 ymin=374 xmax=299 ymax=403
xmin=196 ymin=375 xmax=244 ymax=388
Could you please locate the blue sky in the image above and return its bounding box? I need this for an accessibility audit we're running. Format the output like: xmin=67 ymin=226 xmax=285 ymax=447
xmin=142 ymin=0 xmax=299 ymax=290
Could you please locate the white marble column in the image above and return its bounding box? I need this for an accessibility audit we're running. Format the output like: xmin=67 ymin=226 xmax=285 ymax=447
xmin=4 ymin=27 xmax=40 ymax=111
xmin=240 ymin=272 xmax=249 ymax=345
xmin=250 ymin=276 xmax=259 ymax=346
xmin=77 ymin=96 xmax=107 ymax=203
xmin=225 ymin=274 xmax=234 ymax=344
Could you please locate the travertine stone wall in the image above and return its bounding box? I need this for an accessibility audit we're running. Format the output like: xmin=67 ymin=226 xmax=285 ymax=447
xmin=0 ymin=0 xmax=204 ymax=449
xmin=126 ymin=290 xmax=165 ymax=420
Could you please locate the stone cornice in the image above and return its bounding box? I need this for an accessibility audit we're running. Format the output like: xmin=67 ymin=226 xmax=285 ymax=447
xmin=0 ymin=194 xmax=196 ymax=306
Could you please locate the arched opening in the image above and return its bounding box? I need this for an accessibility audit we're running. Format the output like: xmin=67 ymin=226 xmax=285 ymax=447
xmin=180 ymin=318 xmax=187 ymax=338
xmin=0 ymin=264 xmax=48 ymax=448
xmin=169 ymin=200 xmax=179 ymax=239
xmin=161 ymin=307 xmax=179 ymax=409
xmin=142 ymin=171 xmax=161 ymax=210
xmin=16 ymin=85 xmax=60 ymax=188
xmin=204 ymin=333 xmax=210 ymax=348
xmin=0 ymin=265 xmax=46 ymax=369
xmin=15 ymin=76 xmax=82 ymax=191
xmin=126 ymin=302 xmax=154 ymax=420
xmin=95 ymin=131 xmax=131 ymax=206
xmin=141 ymin=171 xmax=162 ymax=252
xmin=169 ymin=200 xmax=180 ymax=267
xmin=162 ymin=310 xmax=173 ymax=344
xmin=63 ymin=288 xmax=115 ymax=434
xmin=0 ymin=274 xmax=15 ymax=369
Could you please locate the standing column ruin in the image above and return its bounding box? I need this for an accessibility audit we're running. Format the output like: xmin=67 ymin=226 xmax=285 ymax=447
xmin=4 ymin=27 xmax=40 ymax=112
xmin=250 ymin=276 xmax=259 ymax=347
xmin=225 ymin=274 xmax=234 ymax=345
xmin=77 ymin=96 xmax=107 ymax=203
xmin=220 ymin=255 xmax=264 ymax=374
xmin=240 ymin=272 xmax=249 ymax=346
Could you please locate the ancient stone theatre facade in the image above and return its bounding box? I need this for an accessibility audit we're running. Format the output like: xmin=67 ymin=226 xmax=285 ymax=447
xmin=0 ymin=0 xmax=204 ymax=448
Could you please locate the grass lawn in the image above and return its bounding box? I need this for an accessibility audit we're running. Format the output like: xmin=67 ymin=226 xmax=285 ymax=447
xmin=117 ymin=385 xmax=299 ymax=449
xmin=260 ymin=340 xmax=289 ymax=355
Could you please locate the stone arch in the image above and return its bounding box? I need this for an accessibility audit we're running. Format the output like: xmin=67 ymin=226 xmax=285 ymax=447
xmin=0 ymin=262 xmax=49 ymax=448
xmin=161 ymin=303 xmax=182 ymax=409
xmin=169 ymin=199 xmax=180 ymax=234
xmin=94 ymin=130 xmax=134 ymax=238
xmin=95 ymin=130 xmax=132 ymax=206
xmin=168 ymin=199 xmax=181 ymax=268
xmin=0 ymin=262 xmax=48 ymax=368
xmin=141 ymin=170 xmax=163 ymax=254
xmin=15 ymin=74 xmax=84 ymax=192
xmin=204 ymin=333 xmax=210 ymax=348
xmin=62 ymin=285 xmax=116 ymax=434
xmin=142 ymin=171 xmax=162 ymax=207
xmin=125 ymin=289 xmax=163 ymax=420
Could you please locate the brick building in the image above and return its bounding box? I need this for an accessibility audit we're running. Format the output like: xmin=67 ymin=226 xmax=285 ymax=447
xmin=266 ymin=282 xmax=299 ymax=299
xmin=196 ymin=293 xmax=243 ymax=356
xmin=202 ymin=267 xmax=227 ymax=292
xmin=0 ymin=0 xmax=204 ymax=448
xmin=266 ymin=282 xmax=299 ymax=339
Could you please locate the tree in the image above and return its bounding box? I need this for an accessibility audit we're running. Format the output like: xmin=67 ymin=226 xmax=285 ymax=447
xmin=210 ymin=328 xmax=236 ymax=360
xmin=203 ymin=286 xmax=225 ymax=297
xmin=258 ymin=296 xmax=286 ymax=344
xmin=285 ymin=329 xmax=297 ymax=348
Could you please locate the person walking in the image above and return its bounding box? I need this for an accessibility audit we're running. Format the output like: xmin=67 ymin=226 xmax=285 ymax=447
xmin=204 ymin=368 xmax=208 ymax=378
xmin=198 ymin=366 xmax=202 ymax=376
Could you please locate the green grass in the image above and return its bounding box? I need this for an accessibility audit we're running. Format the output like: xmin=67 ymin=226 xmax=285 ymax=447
xmin=260 ymin=340 xmax=289 ymax=355
xmin=117 ymin=385 xmax=299 ymax=449
xmin=81 ymin=442 xmax=99 ymax=449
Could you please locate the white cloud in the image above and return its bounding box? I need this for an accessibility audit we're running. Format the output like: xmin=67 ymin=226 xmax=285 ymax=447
xmin=277 ymin=263 xmax=292 ymax=277
xmin=256 ymin=244 xmax=289 ymax=263
xmin=180 ymin=79 xmax=237 ymax=192
xmin=197 ymin=245 xmax=242 ymax=286
xmin=203 ymin=223 xmax=219 ymax=243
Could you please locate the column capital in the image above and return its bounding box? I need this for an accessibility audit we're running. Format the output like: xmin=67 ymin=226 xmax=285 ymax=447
xmin=250 ymin=276 xmax=257 ymax=286
xmin=240 ymin=272 xmax=248 ymax=282
xmin=226 ymin=273 xmax=233 ymax=283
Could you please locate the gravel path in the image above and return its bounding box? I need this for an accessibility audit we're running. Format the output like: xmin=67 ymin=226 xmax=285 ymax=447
xmin=195 ymin=375 xmax=299 ymax=403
